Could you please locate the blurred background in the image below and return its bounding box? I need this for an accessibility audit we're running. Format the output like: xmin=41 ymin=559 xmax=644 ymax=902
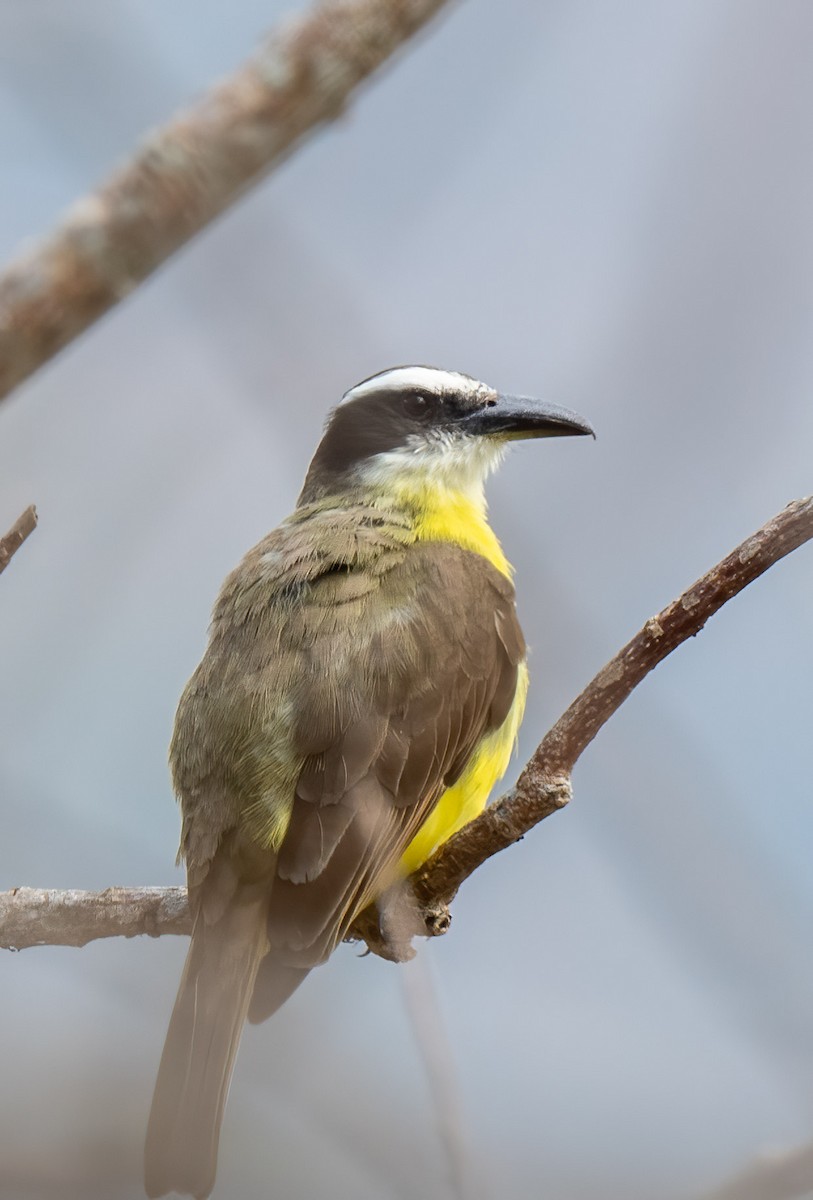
xmin=2 ymin=2 xmax=813 ymax=1197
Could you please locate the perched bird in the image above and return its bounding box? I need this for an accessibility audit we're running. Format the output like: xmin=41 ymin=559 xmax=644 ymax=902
xmin=145 ymin=366 xmax=593 ymax=1198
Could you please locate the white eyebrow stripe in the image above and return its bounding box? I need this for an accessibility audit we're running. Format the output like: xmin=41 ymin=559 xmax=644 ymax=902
xmin=340 ymin=366 xmax=486 ymax=405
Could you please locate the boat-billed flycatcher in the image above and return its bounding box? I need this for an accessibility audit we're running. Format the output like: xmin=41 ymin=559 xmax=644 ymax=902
xmin=145 ymin=366 xmax=593 ymax=1198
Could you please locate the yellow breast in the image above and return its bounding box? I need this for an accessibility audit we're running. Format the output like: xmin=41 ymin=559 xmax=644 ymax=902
xmin=403 ymin=479 xmax=513 ymax=579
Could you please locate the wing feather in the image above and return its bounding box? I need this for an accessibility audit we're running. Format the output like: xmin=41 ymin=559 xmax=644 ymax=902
xmin=174 ymin=522 xmax=525 ymax=1019
xmin=259 ymin=541 xmax=525 ymax=975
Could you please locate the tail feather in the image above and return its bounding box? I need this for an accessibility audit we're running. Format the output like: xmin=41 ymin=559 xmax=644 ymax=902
xmin=144 ymin=890 xmax=269 ymax=1199
xmin=247 ymin=957 xmax=311 ymax=1025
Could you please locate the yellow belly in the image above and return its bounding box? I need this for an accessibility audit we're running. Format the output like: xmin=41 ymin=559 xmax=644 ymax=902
xmin=400 ymin=662 xmax=528 ymax=872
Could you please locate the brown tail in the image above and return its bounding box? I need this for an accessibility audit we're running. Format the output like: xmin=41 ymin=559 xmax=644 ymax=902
xmin=144 ymin=889 xmax=269 ymax=1199
xmin=247 ymin=955 xmax=311 ymax=1024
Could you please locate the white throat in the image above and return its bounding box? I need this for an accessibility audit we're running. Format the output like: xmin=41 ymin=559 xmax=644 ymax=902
xmin=356 ymin=431 xmax=508 ymax=507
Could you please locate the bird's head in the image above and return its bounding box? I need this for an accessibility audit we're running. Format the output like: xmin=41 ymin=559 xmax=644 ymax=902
xmin=299 ymin=366 xmax=594 ymax=507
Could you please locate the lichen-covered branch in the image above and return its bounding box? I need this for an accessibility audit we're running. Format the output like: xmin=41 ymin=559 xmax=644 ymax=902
xmin=2 ymin=497 xmax=812 ymax=957
xmin=0 ymin=506 xmax=37 ymax=575
xmin=0 ymin=0 xmax=453 ymax=405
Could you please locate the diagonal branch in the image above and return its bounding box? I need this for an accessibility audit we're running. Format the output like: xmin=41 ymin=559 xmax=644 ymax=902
xmin=352 ymin=494 xmax=813 ymax=954
xmin=0 ymin=506 xmax=38 ymax=575
xmin=0 ymin=0 xmax=454 ymax=406
xmin=409 ymin=494 xmax=813 ymax=909
xmin=1 ymin=497 xmax=812 ymax=954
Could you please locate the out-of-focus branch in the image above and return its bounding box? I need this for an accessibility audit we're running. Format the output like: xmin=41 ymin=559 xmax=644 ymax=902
xmin=401 ymin=956 xmax=475 ymax=1200
xmin=0 ymin=0 xmax=453 ymax=405
xmin=698 ymin=1137 xmax=813 ymax=1200
xmin=0 ymin=506 xmax=37 ymax=575
xmin=2 ymin=497 xmax=812 ymax=956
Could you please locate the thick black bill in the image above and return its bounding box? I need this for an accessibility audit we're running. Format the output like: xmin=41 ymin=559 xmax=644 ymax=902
xmin=467 ymin=394 xmax=595 ymax=440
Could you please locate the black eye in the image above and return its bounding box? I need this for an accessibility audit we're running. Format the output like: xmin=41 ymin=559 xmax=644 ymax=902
xmin=403 ymin=391 xmax=430 ymax=419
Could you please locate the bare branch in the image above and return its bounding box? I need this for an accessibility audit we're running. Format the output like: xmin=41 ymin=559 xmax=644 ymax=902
xmin=0 ymin=887 xmax=189 ymax=950
xmin=0 ymin=0 xmax=453 ymax=405
xmin=2 ymin=497 xmax=812 ymax=956
xmin=405 ymin=494 xmax=813 ymax=917
xmin=0 ymin=505 xmax=37 ymax=575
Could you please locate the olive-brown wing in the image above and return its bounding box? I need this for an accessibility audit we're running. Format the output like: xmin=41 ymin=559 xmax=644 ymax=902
xmin=262 ymin=543 xmax=525 ymax=969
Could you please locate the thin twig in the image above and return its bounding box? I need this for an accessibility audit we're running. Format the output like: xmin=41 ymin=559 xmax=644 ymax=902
xmin=1 ymin=497 xmax=812 ymax=955
xmin=0 ymin=506 xmax=37 ymax=575
xmin=0 ymin=0 xmax=453 ymax=405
